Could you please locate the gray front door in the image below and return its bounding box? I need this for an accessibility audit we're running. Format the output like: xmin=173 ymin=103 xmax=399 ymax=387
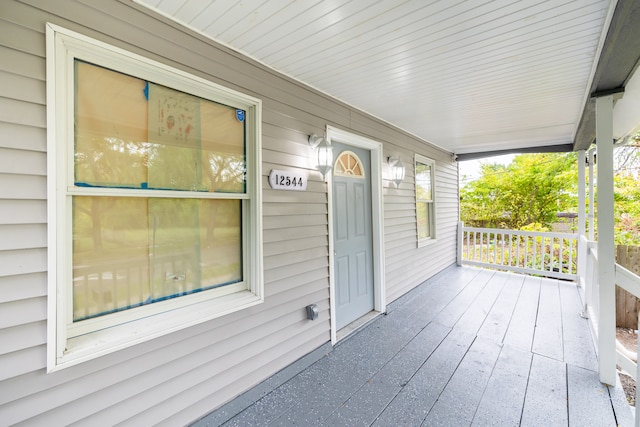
xmin=332 ymin=142 xmax=374 ymax=330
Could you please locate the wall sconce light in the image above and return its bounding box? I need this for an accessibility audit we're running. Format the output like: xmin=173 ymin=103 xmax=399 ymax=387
xmin=309 ymin=134 xmax=333 ymax=180
xmin=388 ymin=157 xmax=405 ymax=187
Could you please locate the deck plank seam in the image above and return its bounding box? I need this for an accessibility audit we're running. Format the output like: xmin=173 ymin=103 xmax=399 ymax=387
xmin=416 ymin=334 xmax=480 ymax=426
xmin=518 ymin=350 xmax=536 ymax=426
xmin=370 ymin=325 xmax=456 ymax=426
xmin=466 ymin=338 xmax=506 ymax=426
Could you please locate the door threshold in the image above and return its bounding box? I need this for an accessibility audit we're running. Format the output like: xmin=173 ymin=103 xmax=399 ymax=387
xmin=336 ymin=311 xmax=380 ymax=342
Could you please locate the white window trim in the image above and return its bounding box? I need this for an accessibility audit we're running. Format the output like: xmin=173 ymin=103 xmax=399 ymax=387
xmin=415 ymin=154 xmax=436 ymax=247
xmin=46 ymin=24 xmax=263 ymax=371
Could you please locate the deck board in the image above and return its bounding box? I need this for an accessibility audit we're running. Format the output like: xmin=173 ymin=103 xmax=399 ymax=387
xmin=521 ymin=354 xmax=568 ymax=426
xmin=323 ymin=321 xmax=450 ymax=426
xmin=532 ymin=278 xmax=564 ymax=360
xmin=567 ymin=365 xmax=616 ymax=426
xmin=432 ymin=269 xmax=494 ymax=328
xmin=452 ymin=271 xmax=508 ymax=335
xmin=472 ymin=345 xmax=532 ymax=426
xmin=372 ymin=328 xmax=475 ymax=426
xmin=559 ymin=281 xmax=598 ymax=371
xmin=197 ymin=266 xmax=632 ymax=427
xmin=422 ymin=336 xmax=502 ymax=426
xmin=503 ymin=275 xmax=541 ymax=351
xmin=477 ymin=273 xmax=525 ymax=343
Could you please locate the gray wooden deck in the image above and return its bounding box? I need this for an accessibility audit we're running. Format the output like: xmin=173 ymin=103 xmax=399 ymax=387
xmin=195 ymin=266 xmax=634 ymax=426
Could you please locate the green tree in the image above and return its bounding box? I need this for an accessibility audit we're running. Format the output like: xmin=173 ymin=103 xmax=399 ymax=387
xmin=460 ymin=153 xmax=578 ymax=229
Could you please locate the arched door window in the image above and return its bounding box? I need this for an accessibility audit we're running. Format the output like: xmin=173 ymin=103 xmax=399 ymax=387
xmin=334 ymin=150 xmax=365 ymax=178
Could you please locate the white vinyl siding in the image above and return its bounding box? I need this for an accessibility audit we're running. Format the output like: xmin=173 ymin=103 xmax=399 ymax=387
xmin=0 ymin=0 xmax=457 ymax=425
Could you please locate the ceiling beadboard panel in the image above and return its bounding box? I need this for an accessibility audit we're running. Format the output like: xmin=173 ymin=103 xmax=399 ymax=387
xmin=139 ymin=0 xmax=613 ymax=155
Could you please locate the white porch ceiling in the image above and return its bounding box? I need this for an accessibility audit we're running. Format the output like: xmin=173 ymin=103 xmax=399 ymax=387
xmin=135 ymin=0 xmax=615 ymax=156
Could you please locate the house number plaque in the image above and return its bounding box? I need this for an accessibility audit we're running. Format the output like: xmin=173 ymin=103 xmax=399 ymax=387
xmin=268 ymin=169 xmax=308 ymax=191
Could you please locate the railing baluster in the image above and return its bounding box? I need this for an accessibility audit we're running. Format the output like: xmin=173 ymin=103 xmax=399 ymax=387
xmin=549 ymin=237 xmax=556 ymax=271
xmin=463 ymin=231 xmax=467 ymax=261
xmin=568 ymin=238 xmax=574 ymax=274
xmin=559 ymin=237 xmax=564 ymax=274
xmin=484 ymin=232 xmax=488 ymax=263
xmin=504 ymin=233 xmax=509 ymax=266
xmin=492 ymin=232 xmax=497 ymax=264
xmin=509 ymin=234 xmax=515 ymax=266
xmin=473 ymin=231 xmax=477 ymax=262
xmin=537 ymin=235 xmax=542 ymax=270
xmin=465 ymin=231 xmax=470 ymax=261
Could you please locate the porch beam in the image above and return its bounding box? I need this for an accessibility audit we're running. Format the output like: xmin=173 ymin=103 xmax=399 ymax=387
xmin=455 ymin=143 xmax=573 ymax=161
xmin=595 ymin=94 xmax=616 ymax=385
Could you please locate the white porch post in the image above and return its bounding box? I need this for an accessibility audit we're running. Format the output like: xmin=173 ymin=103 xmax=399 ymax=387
xmin=457 ymin=221 xmax=463 ymax=266
xmin=588 ymin=148 xmax=595 ymax=241
xmin=595 ymin=94 xmax=616 ymax=385
xmin=577 ymin=150 xmax=586 ymax=288
xmin=578 ymin=150 xmax=586 ymax=238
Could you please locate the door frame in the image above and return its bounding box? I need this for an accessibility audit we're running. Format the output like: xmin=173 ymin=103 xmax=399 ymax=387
xmin=326 ymin=125 xmax=386 ymax=344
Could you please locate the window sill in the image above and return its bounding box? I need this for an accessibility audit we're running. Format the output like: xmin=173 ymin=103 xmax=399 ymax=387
xmin=417 ymin=237 xmax=437 ymax=248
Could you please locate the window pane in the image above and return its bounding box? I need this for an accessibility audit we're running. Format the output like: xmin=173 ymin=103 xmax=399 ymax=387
xmin=416 ymin=162 xmax=432 ymax=201
xmin=74 ymin=60 xmax=246 ymax=193
xmin=73 ymin=196 xmax=242 ymax=321
xmin=200 ymin=98 xmax=246 ymax=192
xmin=417 ymin=201 xmax=431 ymax=239
xmin=74 ymin=61 xmax=149 ymax=188
xmin=334 ymin=151 xmax=365 ymax=177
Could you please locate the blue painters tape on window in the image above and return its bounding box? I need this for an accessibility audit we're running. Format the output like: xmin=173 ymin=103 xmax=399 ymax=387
xmin=75 ymin=182 xmax=145 ymax=190
xmin=74 ymin=280 xmax=241 ymax=322
xmin=75 ymin=182 xmax=219 ymax=192
xmin=143 ymin=81 xmax=149 ymax=101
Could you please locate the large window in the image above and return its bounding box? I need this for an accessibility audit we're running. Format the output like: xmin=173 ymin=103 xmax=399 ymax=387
xmin=415 ymin=154 xmax=436 ymax=245
xmin=47 ymin=24 xmax=262 ymax=370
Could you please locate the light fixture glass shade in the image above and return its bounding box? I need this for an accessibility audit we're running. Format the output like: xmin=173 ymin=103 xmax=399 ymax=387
xmin=316 ymin=137 xmax=333 ymax=180
xmin=388 ymin=157 xmax=405 ymax=187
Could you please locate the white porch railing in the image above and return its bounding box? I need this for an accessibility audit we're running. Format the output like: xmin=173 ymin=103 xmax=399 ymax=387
xmin=581 ymin=238 xmax=640 ymax=387
xmin=458 ymin=223 xmax=578 ymax=281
